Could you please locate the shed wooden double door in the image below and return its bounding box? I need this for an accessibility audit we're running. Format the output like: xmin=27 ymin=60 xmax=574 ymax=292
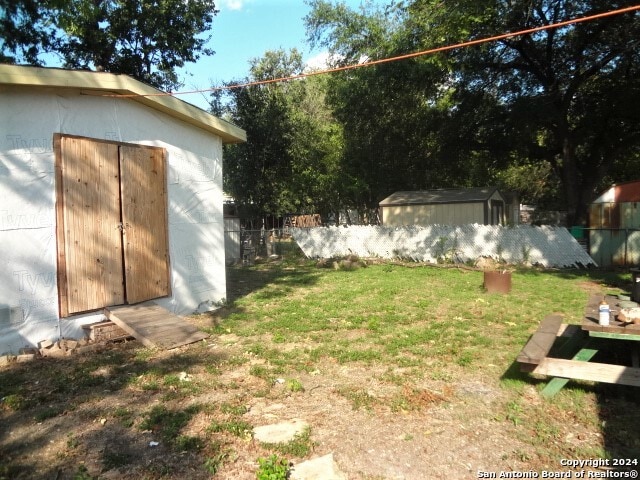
xmin=55 ymin=134 xmax=170 ymax=317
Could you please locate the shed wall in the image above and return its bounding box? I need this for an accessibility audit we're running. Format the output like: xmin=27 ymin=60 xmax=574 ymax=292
xmin=0 ymin=88 xmax=226 ymax=354
xmin=589 ymin=229 xmax=640 ymax=267
xmin=589 ymin=201 xmax=640 ymax=266
xmin=590 ymin=201 xmax=640 ymax=229
xmin=382 ymin=202 xmax=485 ymax=227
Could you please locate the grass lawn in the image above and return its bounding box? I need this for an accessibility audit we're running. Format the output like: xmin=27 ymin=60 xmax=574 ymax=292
xmin=1 ymin=255 xmax=639 ymax=479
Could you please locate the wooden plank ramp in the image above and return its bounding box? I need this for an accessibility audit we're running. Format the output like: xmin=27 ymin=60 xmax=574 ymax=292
xmin=104 ymin=302 xmax=209 ymax=350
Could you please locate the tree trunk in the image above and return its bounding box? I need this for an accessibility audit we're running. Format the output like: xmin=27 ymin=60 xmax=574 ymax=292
xmin=561 ymin=135 xmax=581 ymax=226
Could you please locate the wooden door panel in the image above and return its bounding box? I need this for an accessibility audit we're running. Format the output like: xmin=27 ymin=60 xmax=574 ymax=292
xmin=58 ymin=136 xmax=125 ymax=316
xmin=119 ymin=145 xmax=170 ymax=304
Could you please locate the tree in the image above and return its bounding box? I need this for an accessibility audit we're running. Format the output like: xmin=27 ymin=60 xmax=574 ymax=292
xmin=0 ymin=0 xmax=218 ymax=91
xmin=306 ymin=0 xmax=640 ymax=224
xmin=220 ymin=48 xmax=345 ymax=222
xmin=0 ymin=0 xmax=55 ymax=64
xmin=400 ymin=0 xmax=640 ymax=224
xmin=306 ymin=0 xmax=463 ymax=211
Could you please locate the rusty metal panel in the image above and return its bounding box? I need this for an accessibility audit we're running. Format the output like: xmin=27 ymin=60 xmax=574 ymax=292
xmin=589 ymin=228 xmax=640 ymax=267
xmin=600 ymin=203 xmax=620 ymax=228
xmin=589 ymin=204 xmax=603 ymax=228
xmin=621 ymin=202 xmax=640 ymax=228
xmin=613 ymin=182 xmax=640 ymax=202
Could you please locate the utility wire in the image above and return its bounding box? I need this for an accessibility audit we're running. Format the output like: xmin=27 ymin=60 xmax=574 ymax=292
xmin=109 ymin=4 xmax=640 ymax=99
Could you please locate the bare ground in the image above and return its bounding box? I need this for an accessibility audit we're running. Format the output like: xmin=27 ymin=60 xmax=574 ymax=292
xmin=1 ymin=275 xmax=637 ymax=479
xmin=1 ymin=342 xmax=532 ymax=480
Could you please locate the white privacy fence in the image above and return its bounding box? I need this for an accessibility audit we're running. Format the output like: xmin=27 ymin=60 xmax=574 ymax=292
xmin=291 ymin=224 xmax=596 ymax=268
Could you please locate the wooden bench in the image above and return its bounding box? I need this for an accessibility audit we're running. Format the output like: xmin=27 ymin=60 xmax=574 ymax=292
xmin=517 ymin=314 xmax=563 ymax=365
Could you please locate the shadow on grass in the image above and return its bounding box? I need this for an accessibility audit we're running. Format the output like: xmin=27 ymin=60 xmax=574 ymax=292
xmin=544 ymin=267 xmax=632 ymax=291
xmin=0 ymin=344 xmax=228 ymax=479
xmin=201 ymin=258 xmax=323 ymax=334
xmin=502 ymin=355 xmax=640 ymax=463
xmin=225 ymin=257 xmax=320 ymax=303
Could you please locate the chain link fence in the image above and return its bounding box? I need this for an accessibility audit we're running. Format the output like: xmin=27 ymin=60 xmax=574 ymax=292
xmin=229 ymin=228 xmax=301 ymax=265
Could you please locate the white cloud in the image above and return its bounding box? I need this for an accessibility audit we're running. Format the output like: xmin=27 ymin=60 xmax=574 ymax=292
xmin=304 ymin=51 xmax=330 ymax=71
xmin=304 ymin=51 xmax=372 ymax=74
xmin=217 ymin=0 xmax=245 ymax=11
xmin=304 ymin=51 xmax=345 ymax=72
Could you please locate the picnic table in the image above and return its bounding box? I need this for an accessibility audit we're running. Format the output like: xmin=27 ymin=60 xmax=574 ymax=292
xmin=517 ymin=294 xmax=640 ymax=397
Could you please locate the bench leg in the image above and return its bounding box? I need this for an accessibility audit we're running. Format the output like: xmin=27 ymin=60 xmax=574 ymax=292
xmin=541 ymin=347 xmax=598 ymax=398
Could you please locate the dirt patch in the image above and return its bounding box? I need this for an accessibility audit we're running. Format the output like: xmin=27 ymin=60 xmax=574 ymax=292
xmin=0 ymin=335 xmax=544 ymax=480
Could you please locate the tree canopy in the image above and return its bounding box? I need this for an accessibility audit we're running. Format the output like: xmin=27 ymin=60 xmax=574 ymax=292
xmin=220 ymin=48 xmax=345 ymax=221
xmin=5 ymin=0 xmax=637 ymax=225
xmin=303 ymin=0 xmax=640 ymax=224
xmin=0 ymin=0 xmax=218 ymax=91
xmin=419 ymin=0 xmax=640 ymax=224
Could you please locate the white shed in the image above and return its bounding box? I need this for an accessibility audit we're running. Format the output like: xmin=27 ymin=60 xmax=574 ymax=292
xmin=0 ymin=65 xmax=246 ymax=354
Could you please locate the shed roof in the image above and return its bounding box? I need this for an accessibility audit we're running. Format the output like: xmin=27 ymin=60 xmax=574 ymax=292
xmin=0 ymin=64 xmax=246 ymax=144
xmin=380 ymin=187 xmax=501 ymax=206
xmin=592 ymin=180 xmax=640 ymax=204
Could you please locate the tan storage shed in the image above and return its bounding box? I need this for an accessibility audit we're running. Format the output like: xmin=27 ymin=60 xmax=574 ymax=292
xmin=380 ymin=187 xmax=506 ymax=227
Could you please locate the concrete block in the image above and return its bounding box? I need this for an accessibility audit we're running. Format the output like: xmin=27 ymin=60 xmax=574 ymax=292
xmin=38 ymin=339 xmax=54 ymax=350
xmin=42 ymin=344 xmax=66 ymax=358
xmin=83 ymin=321 xmax=128 ymax=342
xmin=16 ymin=354 xmax=36 ymax=363
xmin=0 ymin=355 xmax=15 ymax=366
xmin=63 ymin=339 xmax=79 ymax=351
xmin=253 ymin=419 xmax=309 ymax=444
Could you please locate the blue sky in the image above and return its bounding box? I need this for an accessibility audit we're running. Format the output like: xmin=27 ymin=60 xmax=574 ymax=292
xmin=176 ymin=0 xmax=374 ymax=109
